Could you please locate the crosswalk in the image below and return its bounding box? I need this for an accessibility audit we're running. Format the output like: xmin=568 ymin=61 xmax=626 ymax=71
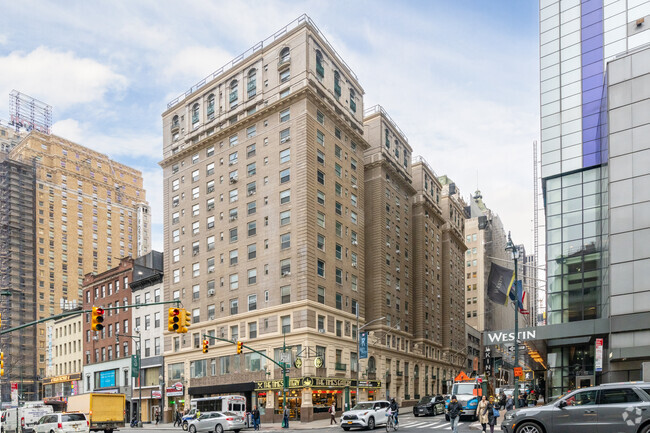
xmin=397 ymin=419 xmax=466 ymax=430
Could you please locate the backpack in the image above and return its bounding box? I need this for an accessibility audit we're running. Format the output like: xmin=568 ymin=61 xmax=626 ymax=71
xmin=328 ymin=406 xmax=333 ymax=414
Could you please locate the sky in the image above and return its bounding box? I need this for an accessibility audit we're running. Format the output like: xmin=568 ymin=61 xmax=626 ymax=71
xmin=0 ymin=0 xmax=540 ymax=255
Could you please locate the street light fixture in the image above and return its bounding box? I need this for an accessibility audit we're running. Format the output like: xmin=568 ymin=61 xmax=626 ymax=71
xmin=504 ymin=232 xmax=521 ymax=409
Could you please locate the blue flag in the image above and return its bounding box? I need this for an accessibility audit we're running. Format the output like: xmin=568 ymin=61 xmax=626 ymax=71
xmin=509 ymin=280 xmax=525 ymax=311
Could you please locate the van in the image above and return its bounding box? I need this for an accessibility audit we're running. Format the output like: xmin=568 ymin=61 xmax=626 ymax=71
xmin=3 ymin=404 xmax=54 ymax=433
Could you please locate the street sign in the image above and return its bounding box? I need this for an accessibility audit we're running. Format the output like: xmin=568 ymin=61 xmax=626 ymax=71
xmin=595 ymin=338 xmax=603 ymax=372
xmin=280 ymin=352 xmax=290 ymax=364
xmin=514 ymin=367 xmax=523 ymax=378
xmin=11 ymin=383 xmax=17 ymax=406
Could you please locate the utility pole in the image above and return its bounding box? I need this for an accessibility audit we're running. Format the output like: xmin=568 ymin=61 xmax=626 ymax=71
xmin=505 ymin=232 xmax=520 ymax=409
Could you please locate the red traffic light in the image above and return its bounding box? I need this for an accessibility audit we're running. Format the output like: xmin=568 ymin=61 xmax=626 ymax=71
xmin=95 ymin=307 xmax=104 ymax=315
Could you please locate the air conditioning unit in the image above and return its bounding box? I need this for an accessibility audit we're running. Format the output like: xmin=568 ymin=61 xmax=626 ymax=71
xmin=351 ymin=263 xmax=357 ymax=268
xmin=318 ymin=329 xmax=325 ymax=334
xmin=208 ymin=289 xmax=215 ymax=296
xmin=230 ymin=177 xmax=238 ymax=183
xmin=280 ymin=137 xmax=290 ymax=143
xmin=229 ymin=161 xmax=234 ymax=166
xmin=229 ymin=216 xmax=237 ymax=222
xmin=351 ymin=240 xmax=358 ymax=246
xmin=193 ymin=250 xmax=199 ymax=256
xmin=208 ymin=268 xmax=215 ymax=273
xmin=352 ymin=184 xmax=358 ymax=189
xmin=282 ymin=271 xmax=291 ymax=277
xmin=386 ymin=225 xmax=390 ymax=230
xmin=396 ymin=249 xmax=400 ymax=254
xmin=396 ymin=267 xmax=400 ymax=272
xmin=386 ymin=242 xmax=390 ymax=247
xmin=248 ymin=191 xmax=255 ymax=196
xmin=396 ymin=217 xmax=401 ymax=222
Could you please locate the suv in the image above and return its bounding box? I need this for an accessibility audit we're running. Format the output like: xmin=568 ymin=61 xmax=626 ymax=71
xmin=34 ymin=413 xmax=89 ymax=433
xmin=340 ymin=401 xmax=390 ymax=430
xmin=501 ymin=382 xmax=650 ymax=433
xmin=413 ymin=395 xmax=445 ymax=417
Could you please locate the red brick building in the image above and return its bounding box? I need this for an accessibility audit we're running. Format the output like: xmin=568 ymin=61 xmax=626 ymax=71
xmin=82 ymin=257 xmax=134 ymax=368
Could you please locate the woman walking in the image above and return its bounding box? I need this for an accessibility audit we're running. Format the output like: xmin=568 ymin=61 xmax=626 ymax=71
xmin=483 ymin=396 xmax=499 ymax=433
xmin=477 ymin=395 xmax=489 ymax=432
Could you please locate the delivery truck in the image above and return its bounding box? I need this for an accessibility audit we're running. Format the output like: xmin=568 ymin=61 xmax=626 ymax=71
xmin=66 ymin=393 xmax=125 ymax=433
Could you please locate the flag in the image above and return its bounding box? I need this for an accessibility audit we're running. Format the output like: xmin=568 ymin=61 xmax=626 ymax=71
xmin=487 ymin=263 xmax=515 ymax=305
xmin=509 ymin=280 xmax=528 ymax=313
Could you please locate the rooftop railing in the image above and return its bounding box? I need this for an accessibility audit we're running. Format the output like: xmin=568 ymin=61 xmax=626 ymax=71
xmin=363 ymin=105 xmax=408 ymax=143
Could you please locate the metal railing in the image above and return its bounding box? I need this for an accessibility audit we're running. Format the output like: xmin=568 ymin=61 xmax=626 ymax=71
xmin=167 ymin=14 xmax=358 ymax=109
xmin=363 ymin=105 xmax=408 ymax=143
xmin=411 ymin=155 xmax=438 ymax=178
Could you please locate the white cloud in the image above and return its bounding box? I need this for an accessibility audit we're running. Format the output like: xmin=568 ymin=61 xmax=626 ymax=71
xmin=0 ymin=34 xmax=7 ymax=45
xmin=0 ymin=46 xmax=127 ymax=111
xmin=52 ymin=118 xmax=160 ymax=158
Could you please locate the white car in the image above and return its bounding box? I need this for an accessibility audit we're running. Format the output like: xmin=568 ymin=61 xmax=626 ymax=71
xmin=340 ymin=401 xmax=390 ymax=430
xmin=34 ymin=413 xmax=89 ymax=433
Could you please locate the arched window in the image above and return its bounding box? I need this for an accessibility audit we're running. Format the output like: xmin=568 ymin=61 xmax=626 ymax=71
xmin=247 ymin=69 xmax=257 ymax=98
xmin=280 ymin=47 xmax=290 ymax=64
xmin=316 ymin=50 xmax=324 ymax=78
xmin=206 ymin=94 xmax=215 ymax=118
xmin=229 ymin=79 xmax=238 ymax=105
xmin=171 ymin=115 xmax=179 ymax=130
xmin=334 ymin=71 xmax=341 ymax=97
xmin=191 ymin=103 xmax=199 ymax=125
xmin=349 ymin=88 xmax=357 ymax=113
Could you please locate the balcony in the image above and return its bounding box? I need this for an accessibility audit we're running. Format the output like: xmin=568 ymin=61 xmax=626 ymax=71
xmin=335 ymin=363 xmax=347 ymax=371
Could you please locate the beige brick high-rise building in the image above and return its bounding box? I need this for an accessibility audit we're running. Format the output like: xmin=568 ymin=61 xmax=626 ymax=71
xmin=161 ymin=16 xmax=367 ymax=422
xmin=7 ymin=131 xmax=149 ymax=391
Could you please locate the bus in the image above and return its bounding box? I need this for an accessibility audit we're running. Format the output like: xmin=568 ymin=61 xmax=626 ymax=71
xmin=190 ymin=395 xmax=247 ymax=417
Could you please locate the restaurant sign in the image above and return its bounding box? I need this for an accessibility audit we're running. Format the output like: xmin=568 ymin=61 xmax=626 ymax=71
xmin=43 ymin=373 xmax=82 ymax=385
xmin=255 ymin=377 xmax=381 ymax=391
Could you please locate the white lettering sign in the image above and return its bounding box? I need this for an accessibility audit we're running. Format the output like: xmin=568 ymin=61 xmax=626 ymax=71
xmin=486 ymin=330 xmax=536 ymax=345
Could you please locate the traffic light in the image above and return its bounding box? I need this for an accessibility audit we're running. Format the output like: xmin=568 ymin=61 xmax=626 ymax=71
xmin=168 ymin=308 xmax=181 ymax=332
xmin=202 ymin=339 xmax=209 ymax=354
xmin=178 ymin=308 xmax=191 ymax=333
xmin=1 ymin=352 xmax=4 ymax=377
xmin=237 ymin=341 xmax=243 ymax=354
xmin=91 ymin=307 xmax=105 ymax=331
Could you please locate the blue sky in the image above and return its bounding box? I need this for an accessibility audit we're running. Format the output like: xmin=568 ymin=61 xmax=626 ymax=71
xmin=0 ymin=0 xmax=540 ymax=253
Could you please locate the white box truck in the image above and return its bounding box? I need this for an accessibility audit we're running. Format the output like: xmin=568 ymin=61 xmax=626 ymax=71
xmin=2 ymin=402 xmax=53 ymax=433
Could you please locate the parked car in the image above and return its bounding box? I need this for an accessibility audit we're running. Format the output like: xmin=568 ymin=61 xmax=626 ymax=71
xmin=501 ymin=382 xmax=650 ymax=433
xmin=340 ymin=401 xmax=390 ymax=430
xmin=34 ymin=413 xmax=89 ymax=433
xmin=187 ymin=411 xmax=245 ymax=433
xmin=413 ymin=395 xmax=445 ymax=417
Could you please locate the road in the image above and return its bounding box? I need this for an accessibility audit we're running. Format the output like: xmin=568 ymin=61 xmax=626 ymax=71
xmin=122 ymin=413 xmax=488 ymax=432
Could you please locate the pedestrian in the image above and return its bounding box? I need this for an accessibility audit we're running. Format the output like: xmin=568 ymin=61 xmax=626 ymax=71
xmin=477 ymin=395 xmax=489 ymax=432
xmin=155 ymin=409 xmax=160 ymax=425
xmin=483 ymin=396 xmax=498 ymax=433
xmin=251 ymin=406 xmax=260 ymax=431
xmin=282 ymin=406 xmax=289 ymax=429
xmin=329 ymin=401 xmax=337 ymax=425
xmin=498 ymin=392 xmax=506 ymax=410
xmin=447 ymin=395 xmax=463 ymax=433
xmin=505 ymin=395 xmax=514 ymax=413
xmin=527 ymin=390 xmax=536 ymax=407
xmin=518 ymin=392 xmax=526 ymax=408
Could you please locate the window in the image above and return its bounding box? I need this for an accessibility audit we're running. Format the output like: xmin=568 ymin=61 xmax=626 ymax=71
xmin=230 ymin=227 xmax=238 ymax=242
xmin=334 ymin=71 xmax=341 ymax=96
xmin=351 ymin=211 xmax=358 ymax=224
xmin=335 ymin=244 xmax=342 ymax=260
xmin=247 ymin=144 xmax=256 ymax=158
xmin=247 ymin=162 xmax=256 ymax=177
xmin=248 ymin=294 xmax=257 ymax=311
xmin=207 ymin=181 xmax=215 ymax=194
xmin=280 ymin=149 xmax=291 ymax=164
xmin=335 ymin=202 xmax=342 ymax=216
xmin=248 ymin=69 xmax=257 ymax=98
xmin=599 ymin=388 xmax=642 ymax=404
xmin=192 ymin=169 xmax=199 ymax=182
xmin=280 ymin=258 xmax=291 ymax=275
xmin=279 ymin=168 xmax=290 ymax=184
xmin=248 ymin=243 xmax=256 ymax=259
xmin=249 ymin=322 xmax=258 ymax=338
xmin=281 ymin=316 xmax=291 ymax=334
xmin=247 ymin=125 xmax=256 ymax=138
xmin=230 ymin=274 xmax=239 ymax=289
xmin=351 ymin=193 xmax=357 ymax=207
xmin=229 ymin=151 xmax=238 ymax=165
xmin=280 ymin=189 xmax=291 ymax=204
xmin=318 ymin=286 xmax=325 ymax=304
xmin=280 ymin=210 xmax=291 ymax=226
xmin=229 ymin=79 xmax=238 ymax=105
xmin=229 ymin=249 xmax=238 ymax=265
xmin=317 ymin=149 xmax=325 ymax=165
xmin=317 ymin=259 xmax=325 ymax=277
xmin=206 ymin=162 xmax=215 ymax=175
xmin=230 ymin=299 xmax=239 ymax=315
xmin=318 ymin=315 xmax=325 ymax=331
xmin=192 ymin=103 xmax=199 ymax=125
xmin=281 ymin=285 xmax=290 ymax=304
xmin=316 ymin=130 xmax=324 ymax=146
xmin=247 ymin=221 xmax=256 ymax=237
xmin=280 ymin=233 xmax=291 ymax=250
xmin=248 ymin=268 xmax=257 ymax=284
xmin=229 ymin=189 xmax=238 ymax=203
xmin=335 ymin=268 xmax=342 ymax=285
xmin=280 ymin=128 xmax=290 ymax=143
xmin=336 ymin=293 xmax=343 ymax=310
xmin=336 ymin=221 xmax=342 ymax=237
xmin=349 ymin=88 xmax=356 ymax=112
xmin=317 ymin=234 xmax=325 ymax=250
xmin=316 ymin=50 xmax=324 ymax=78
xmin=317 ymin=211 xmax=325 ymax=228
xmin=280 ymin=69 xmax=290 ymax=83
xmin=247 ymin=181 xmax=256 ymax=196
xmin=317 ymin=170 xmax=325 ymax=185
xmin=317 ymin=190 xmax=325 ymax=206
xmin=280 ymin=108 xmax=290 ymax=123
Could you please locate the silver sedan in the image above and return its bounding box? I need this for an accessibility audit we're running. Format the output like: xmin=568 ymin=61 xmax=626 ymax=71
xmin=188 ymin=412 xmax=246 ymax=433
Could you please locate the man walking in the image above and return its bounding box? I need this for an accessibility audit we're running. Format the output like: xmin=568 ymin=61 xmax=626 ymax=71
xmin=251 ymin=406 xmax=260 ymax=431
xmin=282 ymin=406 xmax=289 ymax=429
xmin=447 ymin=395 xmax=463 ymax=433
xmin=329 ymin=402 xmax=337 ymax=425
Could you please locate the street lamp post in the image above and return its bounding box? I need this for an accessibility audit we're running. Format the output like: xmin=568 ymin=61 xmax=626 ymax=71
xmin=505 ymin=232 xmax=520 ymax=409
xmin=159 ymin=374 xmax=165 ymax=424
xmin=356 ymin=316 xmax=386 ymax=400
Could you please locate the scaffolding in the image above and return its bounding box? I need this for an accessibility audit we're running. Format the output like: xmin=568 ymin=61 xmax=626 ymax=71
xmin=9 ymin=90 xmax=52 ymax=135
xmin=0 ymin=157 xmax=39 ymax=401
